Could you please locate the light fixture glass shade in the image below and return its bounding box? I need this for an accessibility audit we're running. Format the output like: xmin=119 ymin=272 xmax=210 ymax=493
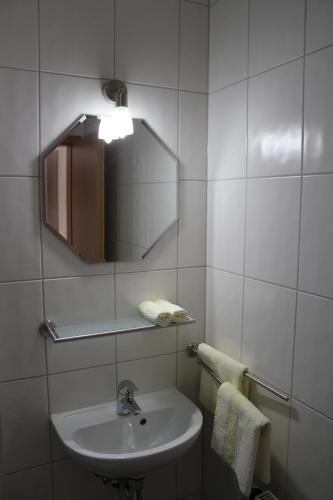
xmin=113 ymin=106 xmax=134 ymax=139
xmin=98 ymin=115 xmax=118 ymax=144
xmin=98 ymin=108 xmax=134 ymax=144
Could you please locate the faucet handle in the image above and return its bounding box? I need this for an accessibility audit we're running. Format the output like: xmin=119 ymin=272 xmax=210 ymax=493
xmin=118 ymin=379 xmax=138 ymax=394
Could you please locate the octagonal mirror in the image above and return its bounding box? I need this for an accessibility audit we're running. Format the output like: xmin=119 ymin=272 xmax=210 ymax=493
xmin=43 ymin=115 xmax=178 ymax=262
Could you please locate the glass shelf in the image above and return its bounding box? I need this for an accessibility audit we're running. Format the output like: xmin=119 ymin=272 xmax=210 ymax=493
xmin=40 ymin=316 xmax=196 ymax=343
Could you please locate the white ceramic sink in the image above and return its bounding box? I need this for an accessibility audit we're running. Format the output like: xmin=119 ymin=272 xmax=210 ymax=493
xmin=51 ymin=388 xmax=203 ymax=477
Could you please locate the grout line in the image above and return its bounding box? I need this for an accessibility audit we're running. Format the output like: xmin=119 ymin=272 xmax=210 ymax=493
xmin=239 ymin=0 xmax=250 ymax=364
xmin=0 ymin=373 xmax=46 ymax=386
xmin=292 ymin=396 xmax=333 ymax=423
xmin=4 ymin=462 xmax=53 ymax=477
xmin=36 ymin=1 xmax=55 ymax=497
xmin=285 ymin=3 xmax=308 ymax=496
xmin=0 ymin=174 xmax=39 ymax=179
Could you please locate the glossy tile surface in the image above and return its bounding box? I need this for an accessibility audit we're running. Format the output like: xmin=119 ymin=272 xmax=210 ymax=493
xmin=245 ymin=177 xmax=301 ymax=288
xmin=44 ymin=275 xmax=115 ymax=326
xmin=207 ymin=180 xmax=246 ymax=274
xmin=243 ymin=278 xmax=296 ymax=392
xmin=288 ymin=401 xmax=333 ymax=500
xmin=0 ymin=68 xmax=38 ymax=176
xmin=178 ymin=267 xmax=206 ymax=350
xmin=0 ymin=0 xmax=37 ymax=69
xmin=116 ymin=327 xmax=177 ymax=363
xmin=249 ymin=0 xmax=305 ymax=75
xmin=208 ymin=82 xmax=247 ymax=180
xmin=4 ymin=465 xmax=53 ymax=500
xmin=248 ymin=60 xmax=303 ymax=177
xmin=0 ymin=281 xmax=45 ymax=382
xmin=180 ymin=0 xmax=208 ymax=92
xmin=306 ymin=0 xmax=333 ymax=52
xmin=40 ymin=0 xmax=114 ymax=77
xmin=117 ymin=354 xmax=177 ymax=395
xmin=0 ymin=378 xmax=50 ymax=473
xmin=0 ymin=178 xmax=41 ymax=282
xmin=115 ymin=270 xmax=177 ymax=318
xmin=293 ymin=292 xmax=333 ymax=418
xmin=206 ymin=268 xmax=243 ymax=361
xmin=298 ymin=175 xmax=333 ymax=298
xmin=48 ymin=364 xmax=116 ymax=413
xmin=304 ymin=47 xmax=333 ymax=174
xmin=178 ymin=181 xmax=206 ymax=268
xmin=179 ymin=91 xmax=208 ymax=180
xmin=209 ymin=0 xmax=248 ymax=91
xmin=116 ymin=0 xmax=179 ymax=88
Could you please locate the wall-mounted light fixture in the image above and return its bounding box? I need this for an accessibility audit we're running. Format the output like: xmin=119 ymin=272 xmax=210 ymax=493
xmin=98 ymin=79 xmax=134 ymax=144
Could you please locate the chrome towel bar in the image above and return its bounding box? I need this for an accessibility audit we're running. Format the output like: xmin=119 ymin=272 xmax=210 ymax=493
xmin=186 ymin=343 xmax=289 ymax=402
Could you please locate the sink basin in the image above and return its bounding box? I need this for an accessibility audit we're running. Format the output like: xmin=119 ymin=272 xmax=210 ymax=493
xmin=51 ymin=388 xmax=203 ymax=477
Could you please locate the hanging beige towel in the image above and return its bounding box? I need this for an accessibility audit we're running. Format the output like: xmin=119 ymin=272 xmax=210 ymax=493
xmin=211 ymin=382 xmax=271 ymax=498
xmin=198 ymin=343 xmax=249 ymax=414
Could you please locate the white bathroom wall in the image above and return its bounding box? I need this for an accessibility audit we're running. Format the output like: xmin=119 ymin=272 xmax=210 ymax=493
xmin=206 ymin=1 xmax=333 ymax=499
xmin=0 ymin=1 xmax=208 ymax=499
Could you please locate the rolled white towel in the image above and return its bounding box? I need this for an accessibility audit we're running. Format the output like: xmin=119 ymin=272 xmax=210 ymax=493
xmin=156 ymin=300 xmax=188 ymax=323
xmin=138 ymin=301 xmax=172 ymax=327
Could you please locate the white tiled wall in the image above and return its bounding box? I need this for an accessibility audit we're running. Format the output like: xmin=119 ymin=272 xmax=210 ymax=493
xmin=0 ymin=1 xmax=208 ymax=499
xmin=206 ymin=1 xmax=333 ymax=499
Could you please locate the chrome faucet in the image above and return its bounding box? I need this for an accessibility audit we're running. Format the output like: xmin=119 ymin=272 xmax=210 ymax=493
xmin=116 ymin=380 xmax=142 ymax=416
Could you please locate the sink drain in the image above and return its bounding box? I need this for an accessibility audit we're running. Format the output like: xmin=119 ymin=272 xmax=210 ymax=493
xmin=140 ymin=417 xmax=147 ymax=425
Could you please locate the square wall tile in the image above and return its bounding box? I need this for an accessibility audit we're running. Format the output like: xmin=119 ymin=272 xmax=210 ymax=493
xmin=249 ymin=0 xmax=305 ymax=75
xmin=209 ymin=0 xmax=248 ymax=91
xmin=40 ymin=0 xmax=114 ymax=78
xmin=250 ymin=385 xmax=290 ymax=499
xmin=248 ymin=60 xmax=303 ymax=177
xmin=116 ymin=327 xmax=177 ymax=363
xmin=304 ymin=47 xmax=333 ymax=174
xmin=178 ymin=267 xmax=206 ymax=350
xmin=179 ymin=91 xmax=207 ymax=180
xmin=293 ymin=292 xmax=333 ymax=419
xmin=4 ymin=465 xmax=53 ymax=500
xmin=0 ymin=178 xmax=41 ymax=282
xmin=178 ymin=181 xmax=206 ymax=268
xmin=44 ymin=275 xmax=115 ymax=326
xmin=115 ymin=270 xmax=177 ymax=318
xmin=177 ymin=351 xmax=201 ymax=403
xmin=206 ymin=268 xmax=243 ymax=361
xmin=127 ymin=83 xmax=179 ymax=154
xmin=287 ymin=401 xmax=333 ymax=500
xmin=299 ymin=175 xmax=333 ymax=298
xmin=0 ymin=377 xmax=50 ymax=473
xmin=245 ymin=177 xmax=301 ymax=288
xmin=306 ymin=0 xmax=333 ymax=52
xmin=0 ymin=68 xmax=38 ymax=176
xmin=0 ymin=0 xmax=37 ymax=69
xmin=53 ymin=460 xmax=118 ymax=500
xmin=46 ymin=334 xmax=116 ymax=374
xmin=208 ymin=81 xmax=247 ymax=180
xmin=180 ymin=1 xmax=208 ymax=92
xmin=49 ymin=364 xmax=116 ymax=413
xmin=117 ymin=354 xmax=177 ymax=396
xmin=0 ymin=281 xmax=45 ymax=382
xmin=116 ymin=0 xmax=179 ymax=88
xmin=42 ymin=226 xmax=114 ymax=279
xmin=207 ymin=180 xmax=246 ymax=274
xmin=243 ymin=278 xmax=296 ymax=392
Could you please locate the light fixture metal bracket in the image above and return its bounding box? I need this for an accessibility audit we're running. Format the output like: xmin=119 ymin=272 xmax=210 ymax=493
xmin=103 ymin=79 xmax=128 ymax=107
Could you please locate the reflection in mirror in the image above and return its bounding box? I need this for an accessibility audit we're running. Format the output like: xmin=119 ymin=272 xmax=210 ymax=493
xmin=43 ymin=115 xmax=178 ymax=262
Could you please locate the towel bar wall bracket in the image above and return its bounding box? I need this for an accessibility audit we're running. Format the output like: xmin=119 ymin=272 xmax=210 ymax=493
xmin=186 ymin=343 xmax=289 ymax=402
